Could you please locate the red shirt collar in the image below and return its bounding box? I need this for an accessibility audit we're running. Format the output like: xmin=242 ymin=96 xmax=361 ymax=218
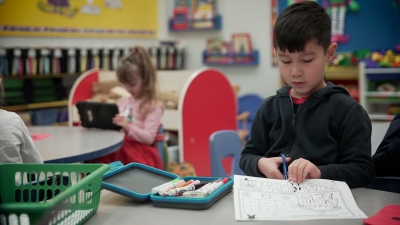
xmin=289 ymin=88 xmax=308 ymax=104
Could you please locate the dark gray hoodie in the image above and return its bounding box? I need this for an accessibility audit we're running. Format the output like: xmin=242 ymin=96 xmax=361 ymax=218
xmin=239 ymin=82 xmax=375 ymax=188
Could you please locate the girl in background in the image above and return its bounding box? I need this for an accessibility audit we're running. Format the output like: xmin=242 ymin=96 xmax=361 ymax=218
xmin=0 ymin=73 xmax=43 ymax=163
xmin=90 ymin=46 xmax=164 ymax=169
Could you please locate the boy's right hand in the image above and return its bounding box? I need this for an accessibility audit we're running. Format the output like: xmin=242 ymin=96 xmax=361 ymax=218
xmin=257 ymin=157 xmax=291 ymax=179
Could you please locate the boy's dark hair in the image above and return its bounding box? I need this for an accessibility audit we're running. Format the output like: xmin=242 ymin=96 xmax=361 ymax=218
xmin=273 ymin=1 xmax=331 ymax=53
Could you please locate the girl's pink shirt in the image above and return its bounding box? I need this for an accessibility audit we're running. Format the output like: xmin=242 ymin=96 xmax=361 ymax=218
xmin=117 ymin=96 xmax=164 ymax=145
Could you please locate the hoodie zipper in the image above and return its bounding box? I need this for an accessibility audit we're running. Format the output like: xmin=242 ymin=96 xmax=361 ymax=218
xmin=287 ymin=95 xmax=310 ymax=158
xmin=291 ymin=113 xmax=297 ymax=125
xmin=286 ymin=96 xmax=296 ymax=158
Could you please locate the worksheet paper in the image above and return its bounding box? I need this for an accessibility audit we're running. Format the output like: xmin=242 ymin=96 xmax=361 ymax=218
xmin=233 ymin=175 xmax=367 ymax=221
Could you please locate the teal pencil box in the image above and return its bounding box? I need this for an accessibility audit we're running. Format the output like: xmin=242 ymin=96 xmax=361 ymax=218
xmin=102 ymin=161 xmax=233 ymax=209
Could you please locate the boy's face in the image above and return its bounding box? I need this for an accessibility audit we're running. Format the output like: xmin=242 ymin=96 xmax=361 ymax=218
xmin=276 ymin=40 xmax=337 ymax=98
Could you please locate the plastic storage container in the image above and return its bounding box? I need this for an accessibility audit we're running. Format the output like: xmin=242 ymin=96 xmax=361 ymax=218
xmin=31 ymin=108 xmax=59 ymax=125
xmin=150 ymin=176 xmax=233 ymax=209
xmin=102 ymin=162 xmax=233 ymax=209
xmin=0 ymin=163 xmax=110 ymax=225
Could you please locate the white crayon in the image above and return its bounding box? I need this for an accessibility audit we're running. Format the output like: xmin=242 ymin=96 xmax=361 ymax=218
xmin=167 ymin=180 xmax=201 ymax=196
xmin=151 ymin=178 xmax=180 ymax=194
xmin=182 ymin=190 xmax=209 ymax=198
xmin=159 ymin=180 xmax=185 ymax=196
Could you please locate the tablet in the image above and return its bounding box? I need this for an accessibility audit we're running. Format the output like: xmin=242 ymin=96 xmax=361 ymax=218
xmin=76 ymin=101 xmax=121 ymax=130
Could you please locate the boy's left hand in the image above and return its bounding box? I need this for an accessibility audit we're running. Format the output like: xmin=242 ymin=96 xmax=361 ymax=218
xmin=288 ymin=158 xmax=321 ymax=183
xmin=113 ymin=115 xmax=129 ymax=133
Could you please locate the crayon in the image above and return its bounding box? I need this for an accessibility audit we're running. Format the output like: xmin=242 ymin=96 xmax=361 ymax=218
xmin=193 ymin=182 xmax=208 ymax=190
xmin=151 ymin=178 xmax=181 ymax=194
xmin=159 ymin=179 xmax=186 ymax=196
xmin=167 ymin=180 xmax=201 ymax=196
xmin=182 ymin=190 xmax=209 ymax=198
xmin=181 ymin=179 xmax=222 ymax=198
xmin=197 ymin=179 xmax=220 ymax=191
xmin=180 ymin=179 xmax=195 ymax=188
xmin=175 ymin=182 xmax=208 ymax=196
xmin=204 ymin=178 xmax=229 ymax=194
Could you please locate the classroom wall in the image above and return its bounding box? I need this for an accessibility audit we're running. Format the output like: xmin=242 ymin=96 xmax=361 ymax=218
xmin=0 ymin=0 xmax=280 ymax=99
xmin=1 ymin=1 xmax=399 ymax=98
xmin=165 ymin=0 xmax=279 ymax=98
xmin=278 ymin=1 xmax=400 ymax=53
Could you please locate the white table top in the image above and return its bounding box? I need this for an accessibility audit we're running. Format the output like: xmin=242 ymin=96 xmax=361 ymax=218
xmin=85 ymin=188 xmax=400 ymax=225
xmin=28 ymin=126 xmax=124 ymax=163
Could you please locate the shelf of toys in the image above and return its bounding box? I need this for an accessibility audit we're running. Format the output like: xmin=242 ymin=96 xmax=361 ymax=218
xmin=170 ymin=15 xmax=222 ymax=31
xmin=203 ymin=50 xmax=259 ymax=66
xmin=170 ymin=0 xmax=221 ymax=31
xmin=0 ymin=44 xmax=186 ymax=125
xmin=202 ymin=34 xmax=259 ymax=66
xmin=324 ymin=66 xmax=359 ymax=101
xmin=359 ymin=46 xmax=400 ymax=121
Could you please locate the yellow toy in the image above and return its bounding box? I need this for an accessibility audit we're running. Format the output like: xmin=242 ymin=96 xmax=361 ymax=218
xmin=371 ymin=52 xmax=383 ymax=62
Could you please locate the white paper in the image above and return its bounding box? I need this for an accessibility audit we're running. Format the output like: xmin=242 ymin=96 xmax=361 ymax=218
xmin=233 ymin=175 xmax=367 ymax=221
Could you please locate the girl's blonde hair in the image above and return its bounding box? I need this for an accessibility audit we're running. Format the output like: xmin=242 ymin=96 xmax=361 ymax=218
xmin=116 ymin=46 xmax=159 ymax=116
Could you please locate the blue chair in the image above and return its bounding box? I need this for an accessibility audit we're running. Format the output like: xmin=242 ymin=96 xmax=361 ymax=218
xmin=209 ymin=130 xmax=245 ymax=177
xmin=366 ymin=176 xmax=400 ymax=194
xmin=155 ymin=125 xmax=168 ymax=169
xmin=237 ymin=94 xmax=264 ymax=138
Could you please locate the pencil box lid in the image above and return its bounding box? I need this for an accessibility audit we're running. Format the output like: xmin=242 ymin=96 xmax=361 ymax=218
xmin=102 ymin=161 xmax=179 ymax=202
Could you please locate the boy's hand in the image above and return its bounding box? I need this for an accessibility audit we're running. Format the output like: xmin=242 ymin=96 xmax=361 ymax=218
xmin=113 ymin=115 xmax=129 ymax=133
xmin=288 ymin=158 xmax=321 ymax=183
xmin=258 ymin=157 xmax=291 ymax=179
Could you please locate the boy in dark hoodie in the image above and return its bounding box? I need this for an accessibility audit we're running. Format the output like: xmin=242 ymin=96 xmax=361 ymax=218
xmin=373 ymin=114 xmax=400 ymax=177
xmin=239 ymin=1 xmax=375 ymax=188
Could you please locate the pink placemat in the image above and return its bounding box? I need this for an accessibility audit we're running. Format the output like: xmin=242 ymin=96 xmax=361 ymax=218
xmin=31 ymin=133 xmax=52 ymax=141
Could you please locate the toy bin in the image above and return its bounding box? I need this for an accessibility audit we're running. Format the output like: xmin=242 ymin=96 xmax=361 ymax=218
xmin=0 ymin=163 xmax=110 ymax=225
xmin=31 ymin=108 xmax=59 ymax=125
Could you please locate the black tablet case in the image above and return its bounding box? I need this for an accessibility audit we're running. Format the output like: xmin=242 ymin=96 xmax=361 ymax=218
xmin=76 ymin=101 xmax=121 ymax=130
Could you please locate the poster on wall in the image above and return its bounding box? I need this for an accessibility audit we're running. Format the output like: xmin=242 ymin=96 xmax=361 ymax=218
xmin=0 ymin=0 xmax=158 ymax=39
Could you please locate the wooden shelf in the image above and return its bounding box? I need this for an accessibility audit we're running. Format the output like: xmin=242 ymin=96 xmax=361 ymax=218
xmin=366 ymin=98 xmax=400 ymax=104
xmin=203 ymin=50 xmax=259 ymax=66
xmin=325 ymin=66 xmax=358 ymax=80
xmin=2 ymin=100 xmax=68 ymax=111
xmin=280 ymin=66 xmax=359 ymax=87
xmin=169 ymin=15 xmax=222 ymax=31
xmin=365 ymin=68 xmax=400 ymax=74
xmin=365 ymin=91 xmax=400 ymax=97
xmin=4 ymin=73 xmax=81 ymax=79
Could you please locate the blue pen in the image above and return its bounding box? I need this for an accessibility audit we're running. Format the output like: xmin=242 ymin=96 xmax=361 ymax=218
xmin=281 ymin=154 xmax=288 ymax=180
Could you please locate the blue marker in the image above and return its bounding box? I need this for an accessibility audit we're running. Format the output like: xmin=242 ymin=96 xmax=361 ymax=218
xmin=282 ymin=154 xmax=288 ymax=180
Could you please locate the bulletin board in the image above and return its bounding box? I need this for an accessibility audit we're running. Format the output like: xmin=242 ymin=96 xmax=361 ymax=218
xmin=0 ymin=0 xmax=158 ymax=39
xmin=278 ymin=1 xmax=400 ymax=52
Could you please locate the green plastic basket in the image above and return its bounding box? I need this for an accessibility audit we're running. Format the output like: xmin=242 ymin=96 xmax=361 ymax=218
xmin=0 ymin=163 xmax=110 ymax=225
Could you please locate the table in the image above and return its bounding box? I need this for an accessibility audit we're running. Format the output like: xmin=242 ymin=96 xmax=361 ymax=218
xmin=85 ymin=188 xmax=400 ymax=225
xmin=28 ymin=126 xmax=124 ymax=163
